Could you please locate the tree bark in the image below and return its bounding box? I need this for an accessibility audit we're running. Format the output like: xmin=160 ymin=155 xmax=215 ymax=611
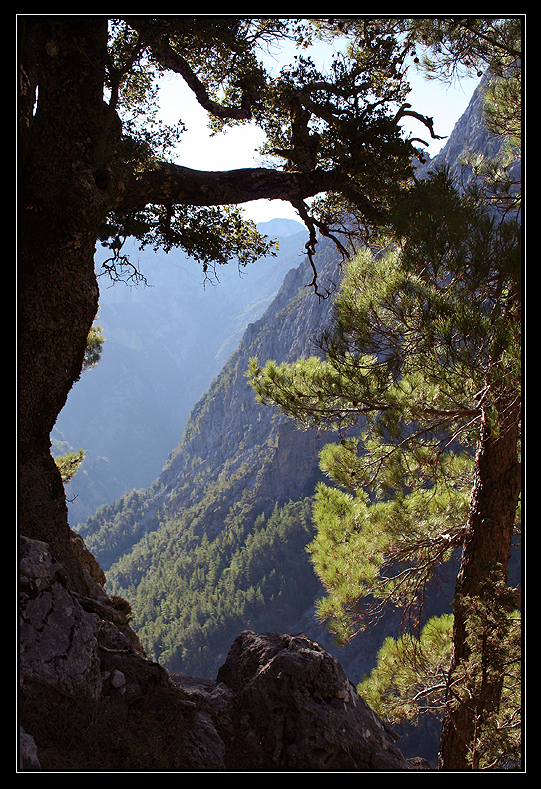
xmin=438 ymin=390 xmax=521 ymax=769
xmin=114 ymin=161 xmax=381 ymax=226
xmin=19 ymin=17 xmax=108 ymax=591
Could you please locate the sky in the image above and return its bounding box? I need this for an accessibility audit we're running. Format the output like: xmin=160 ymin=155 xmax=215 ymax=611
xmin=157 ymin=31 xmax=482 ymax=225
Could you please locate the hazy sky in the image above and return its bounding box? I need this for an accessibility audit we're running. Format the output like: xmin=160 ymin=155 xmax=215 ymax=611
xmin=157 ymin=30 xmax=481 ymax=225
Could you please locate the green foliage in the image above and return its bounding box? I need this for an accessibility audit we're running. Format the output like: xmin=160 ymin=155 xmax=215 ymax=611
xmin=399 ymin=17 xmax=521 ymax=84
xmin=82 ymin=321 xmax=105 ymax=373
xmin=483 ymin=70 xmax=521 ymax=146
xmin=358 ymin=613 xmax=453 ymax=724
xmin=54 ymin=448 xmax=85 ymax=484
xmin=357 ymin=602 xmax=522 ymax=769
xmin=96 ymin=17 xmax=522 ymax=289
xmin=52 ymin=322 xmax=104 ymax=485
xmin=98 ymin=204 xmax=277 ymax=285
xmin=133 ymin=204 xmax=277 ymax=274
xmin=106 ymin=19 xmax=186 ymax=167
xmin=346 ymin=573 xmax=520 ymax=769
xmin=105 ymin=497 xmax=320 ymax=677
xmin=307 ymin=461 xmax=470 ymax=642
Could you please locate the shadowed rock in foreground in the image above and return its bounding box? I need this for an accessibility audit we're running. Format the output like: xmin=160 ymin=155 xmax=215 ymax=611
xmin=19 ymin=534 xmax=412 ymax=771
xmin=212 ymin=629 xmax=409 ymax=770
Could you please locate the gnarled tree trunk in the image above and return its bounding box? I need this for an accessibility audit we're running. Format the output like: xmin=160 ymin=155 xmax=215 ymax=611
xmin=19 ymin=17 xmax=108 ymax=591
xmin=438 ymin=390 xmax=521 ymax=769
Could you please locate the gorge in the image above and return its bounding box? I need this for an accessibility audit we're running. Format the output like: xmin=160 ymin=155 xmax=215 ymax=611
xmin=20 ymin=72 xmax=518 ymax=770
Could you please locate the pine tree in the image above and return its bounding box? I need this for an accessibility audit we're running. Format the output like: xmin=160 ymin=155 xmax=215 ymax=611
xmin=248 ymin=156 xmax=521 ymax=768
xmin=359 ymin=614 xmax=454 ymax=727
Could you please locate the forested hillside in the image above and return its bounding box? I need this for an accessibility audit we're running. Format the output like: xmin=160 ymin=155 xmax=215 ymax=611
xmin=77 ymin=236 xmax=345 ymax=676
xmin=111 ymin=498 xmax=320 ymax=678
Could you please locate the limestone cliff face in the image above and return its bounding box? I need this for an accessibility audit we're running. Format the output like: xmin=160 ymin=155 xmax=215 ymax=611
xmin=416 ymin=71 xmax=520 ymax=189
xmin=158 ymin=247 xmax=340 ymax=517
xmin=82 ymin=237 xmax=344 ymax=560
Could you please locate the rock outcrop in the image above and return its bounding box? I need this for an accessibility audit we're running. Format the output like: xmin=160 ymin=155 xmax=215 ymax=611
xmin=20 ymin=534 xmax=104 ymax=702
xmin=19 ymin=534 xmax=411 ymax=771
xmin=213 ymin=630 xmax=409 ymax=770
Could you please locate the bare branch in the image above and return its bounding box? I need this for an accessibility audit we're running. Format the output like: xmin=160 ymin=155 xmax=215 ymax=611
xmin=393 ymin=103 xmax=447 ymax=140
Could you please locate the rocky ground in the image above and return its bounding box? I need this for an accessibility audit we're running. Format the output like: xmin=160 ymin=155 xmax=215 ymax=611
xmin=19 ymin=532 xmax=430 ymax=771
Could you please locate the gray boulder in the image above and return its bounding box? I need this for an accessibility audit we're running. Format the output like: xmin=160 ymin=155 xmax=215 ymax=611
xmin=213 ymin=630 xmax=410 ymax=770
xmin=19 ymin=535 xmax=103 ymax=701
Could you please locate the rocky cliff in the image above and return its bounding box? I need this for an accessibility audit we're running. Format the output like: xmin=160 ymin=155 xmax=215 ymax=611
xmin=155 ymin=240 xmax=341 ymax=521
xmin=20 ymin=533 xmax=416 ymax=770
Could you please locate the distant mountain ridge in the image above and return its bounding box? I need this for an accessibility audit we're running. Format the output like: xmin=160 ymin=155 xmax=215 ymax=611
xmin=54 ymin=218 xmax=308 ymax=523
xmin=78 ymin=237 xmax=342 ymax=569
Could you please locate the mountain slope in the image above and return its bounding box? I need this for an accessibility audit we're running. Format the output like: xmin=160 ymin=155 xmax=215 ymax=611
xmin=79 ymin=237 xmax=344 ymax=677
xmin=77 ymin=70 xmax=517 ymax=686
xmin=54 ymin=219 xmax=308 ymax=524
xmin=79 ymin=237 xmax=341 ymax=566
